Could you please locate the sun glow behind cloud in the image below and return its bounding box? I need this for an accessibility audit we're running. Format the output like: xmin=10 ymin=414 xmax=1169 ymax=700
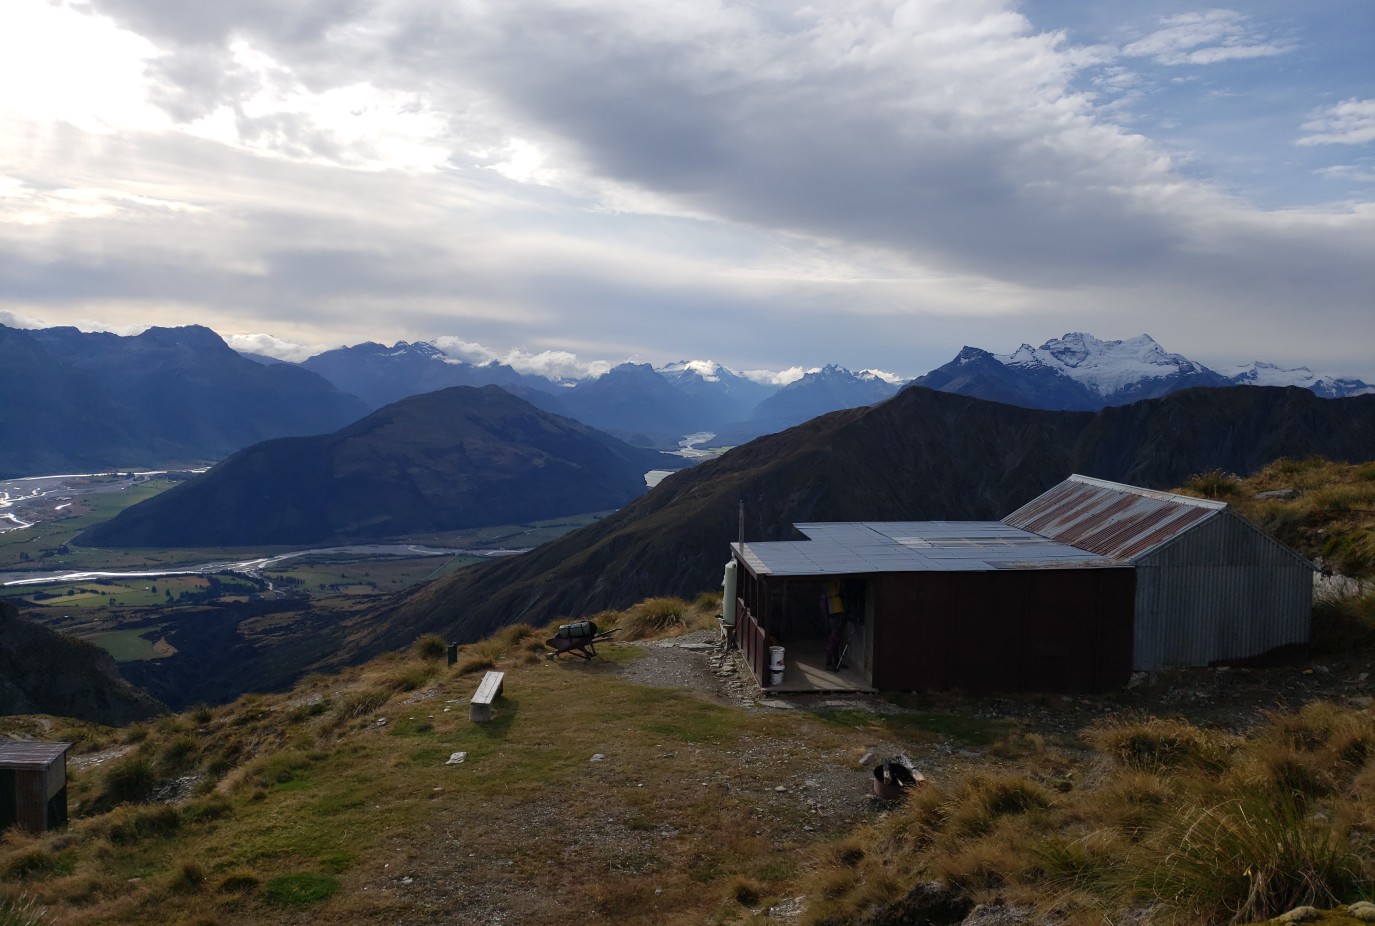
xmin=0 ymin=0 xmax=1371 ymax=379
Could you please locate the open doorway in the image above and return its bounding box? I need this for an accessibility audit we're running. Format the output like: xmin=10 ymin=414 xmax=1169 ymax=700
xmin=763 ymin=576 xmax=873 ymax=693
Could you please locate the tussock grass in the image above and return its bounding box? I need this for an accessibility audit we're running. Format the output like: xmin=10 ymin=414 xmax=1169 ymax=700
xmin=12 ymin=581 xmax=1375 ymax=926
xmin=453 ymin=654 xmax=495 ymax=675
xmin=411 ymin=633 xmax=447 ymax=660
xmin=1185 ymin=468 xmax=1240 ymax=499
xmin=1122 ymin=791 xmax=1366 ymax=924
xmin=803 ymin=702 xmax=1375 ymax=926
xmin=0 ymin=890 xmax=49 ymax=926
xmin=612 ymin=595 xmax=716 ymax=640
xmin=96 ymin=754 xmax=157 ymax=808
xmin=1312 ymin=592 xmax=1375 ymax=654
xmin=1186 ymin=457 xmax=1375 ymax=580
xmin=1084 ymin=716 xmax=1232 ymax=774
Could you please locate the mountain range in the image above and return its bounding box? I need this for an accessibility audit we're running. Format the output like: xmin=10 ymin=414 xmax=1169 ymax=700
xmin=5 ymin=322 xmax=1373 ymax=480
xmin=0 ymin=323 xmax=368 ymax=478
xmin=77 ymin=386 xmax=673 ymax=548
xmin=912 ymin=332 xmax=1374 ymax=411
xmin=292 ymin=332 xmax=1375 ymax=442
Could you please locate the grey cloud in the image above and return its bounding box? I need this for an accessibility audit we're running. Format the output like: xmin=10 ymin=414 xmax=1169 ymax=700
xmin=144 ymin=45 xmax=261 ymax=122
xmin=13 ymin=0 xmax=1373 ymax=381
xmin=90 ymin=0 xmax=366 ymax=48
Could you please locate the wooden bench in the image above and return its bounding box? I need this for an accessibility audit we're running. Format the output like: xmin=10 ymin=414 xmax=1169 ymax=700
xmin=469 ymin=670 xmax=505 ymax=723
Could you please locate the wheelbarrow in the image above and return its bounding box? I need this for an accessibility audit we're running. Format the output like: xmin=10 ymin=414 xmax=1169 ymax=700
xmin=545 ymin=620 xmax=618 ymax=661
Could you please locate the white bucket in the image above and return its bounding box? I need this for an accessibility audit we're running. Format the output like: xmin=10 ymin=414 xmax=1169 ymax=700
xmin=768 ymin=646 xmax=785 ymax=672
xmin=769 ymin=670 xmax=784 ymax=686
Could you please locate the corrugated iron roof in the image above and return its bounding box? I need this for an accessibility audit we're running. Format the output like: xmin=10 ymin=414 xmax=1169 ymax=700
xmin=0 ymin=741 xmax=72 ymax=770
xmin=735 ymin=521 xmax=1123 ymax=577
xmin=1002 ymin=474 xmax=1225 ymax=561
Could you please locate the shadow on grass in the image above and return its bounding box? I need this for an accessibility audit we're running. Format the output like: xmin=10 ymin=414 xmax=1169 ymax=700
xmin=806 ymin=704 xmax=1010 ymax=747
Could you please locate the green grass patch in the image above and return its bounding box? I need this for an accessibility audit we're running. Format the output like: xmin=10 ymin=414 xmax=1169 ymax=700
xmin=262 ymin=872 xmax=339 ymax=906
xmin=85 ymin=626 xmax=172 ymax=662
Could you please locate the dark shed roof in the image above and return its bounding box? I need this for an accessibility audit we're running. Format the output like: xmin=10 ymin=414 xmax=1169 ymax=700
xmin=1002 ymin=475 xmax=1225 ymax=561
xmin=0 ymin=741 xmax=72 ymax=770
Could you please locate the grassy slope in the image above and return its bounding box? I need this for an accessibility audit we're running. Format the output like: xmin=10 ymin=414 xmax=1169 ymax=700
xmin=4 ymin=460 xmax=1375 ymax=925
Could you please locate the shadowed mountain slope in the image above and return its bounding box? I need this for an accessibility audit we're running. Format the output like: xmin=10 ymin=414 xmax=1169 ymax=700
xmin=352 ymin=385 xmax=1375 ymax=651
xmin=0 ymin=602 xmax=165 ymax=724
xmin=77 ymin=386 xmax=672 ymax=547
xmin=0 ymin=324 xmax=368 ymax=477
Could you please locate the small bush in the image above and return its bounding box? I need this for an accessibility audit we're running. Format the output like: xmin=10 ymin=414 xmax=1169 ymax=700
xmin=181 ymin=793 xmax=233 ymax=824
xmin=945 ymin=775 xmax=1051 ymax=837
xmin=498 ymin=624 xmax=540 ymax=647
xmin=619 ymin=597 xmax=693 ymax=640
xmin=3 ymin=848 xmax=61 ymax=882
xmin=412 ymin=634 xmax=448 ymax=660
xmin=1086 ymin=718 xmax=1231 ymax=774
xmin=189 ymin=704 xmax=213 ymax=724
xmin=330 ymin=686 xmax=391 ymax=723
xmin=1186 ymin=469 xmax=1239 ymax=499
xmin=170 ymin=860 xmax=207 ymax=893
xmin=388 ymin=666 xmax=431 ymax=692
xmin=106 ymin=805 xmax=181 ymax=845
xmin=100 ymin=755 xmax=157 ymax=806
xmin=159 ymin=735 xmax=199 ymax=775
xmin=726 ymin=875 xmax=765 ymax=906
xmin=692 ymin=590 xmax=722 ymax=614
xmin=455 ymin=655 xmax=495 ymax=676
xmin=263 ymin=872 xmax=339 ymax=906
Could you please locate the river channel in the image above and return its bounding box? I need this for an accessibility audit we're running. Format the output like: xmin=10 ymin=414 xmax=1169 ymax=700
xmin=1 ymin=543 xmax=526 ymax=588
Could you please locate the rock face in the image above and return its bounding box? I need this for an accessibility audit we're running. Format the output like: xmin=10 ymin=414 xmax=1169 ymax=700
xmin=77 ymin=385 xmax=673 ymax=547
xmin=0 ymin=602 xmax=164 ymax=725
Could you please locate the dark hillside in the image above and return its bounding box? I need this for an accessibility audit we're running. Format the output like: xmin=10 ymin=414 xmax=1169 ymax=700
xmin=76 ymin=386 xmax=672 ymax=547
xmin=357 ymin=385 xmax=1375 ymax=651
xmin=1 ymin=323 xmax=368 ymax=477
xmin=0 ymin=602 xmax=164 ymax=724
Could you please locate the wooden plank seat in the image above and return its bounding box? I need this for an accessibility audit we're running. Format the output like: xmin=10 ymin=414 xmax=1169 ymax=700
xmin=469 ymin=670 xmax=505 ymax=723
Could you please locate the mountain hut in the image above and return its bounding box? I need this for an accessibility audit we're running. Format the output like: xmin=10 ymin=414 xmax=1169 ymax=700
xmin=729 ymin=475 xmax=1313 ymax=694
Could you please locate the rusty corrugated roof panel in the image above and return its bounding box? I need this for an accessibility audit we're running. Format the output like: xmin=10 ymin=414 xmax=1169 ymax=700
xmin=1003 ymin=475 xmax=1225 ymax=561
xmin=0 ymin=741 xmax=71 ymax=770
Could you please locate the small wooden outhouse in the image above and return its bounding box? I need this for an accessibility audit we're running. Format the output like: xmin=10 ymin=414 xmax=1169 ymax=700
xmin=0 ymin=741 xmax=72 ymax=833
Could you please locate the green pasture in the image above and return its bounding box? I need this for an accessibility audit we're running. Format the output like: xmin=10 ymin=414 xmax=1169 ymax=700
xmin=86 ymin=625 xmax=174 ymax=662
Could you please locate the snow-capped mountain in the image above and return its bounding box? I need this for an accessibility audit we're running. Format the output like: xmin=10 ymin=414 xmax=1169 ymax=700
xmin=998 ymin=333 xmax=1227 ymax=402
xmin=914 ymin=332 xmax=1370 ymax=411
xmin=1223 ymin=361 xmax=1375 ymax=399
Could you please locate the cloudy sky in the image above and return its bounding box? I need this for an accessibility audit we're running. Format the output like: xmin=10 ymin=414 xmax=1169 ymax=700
xmin=1 ymin=0 xmax=1371 ymax=381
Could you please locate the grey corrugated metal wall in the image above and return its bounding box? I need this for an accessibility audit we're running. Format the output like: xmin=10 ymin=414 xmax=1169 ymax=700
xmin=1133 ymin=512 xmax=1312 ymax=670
